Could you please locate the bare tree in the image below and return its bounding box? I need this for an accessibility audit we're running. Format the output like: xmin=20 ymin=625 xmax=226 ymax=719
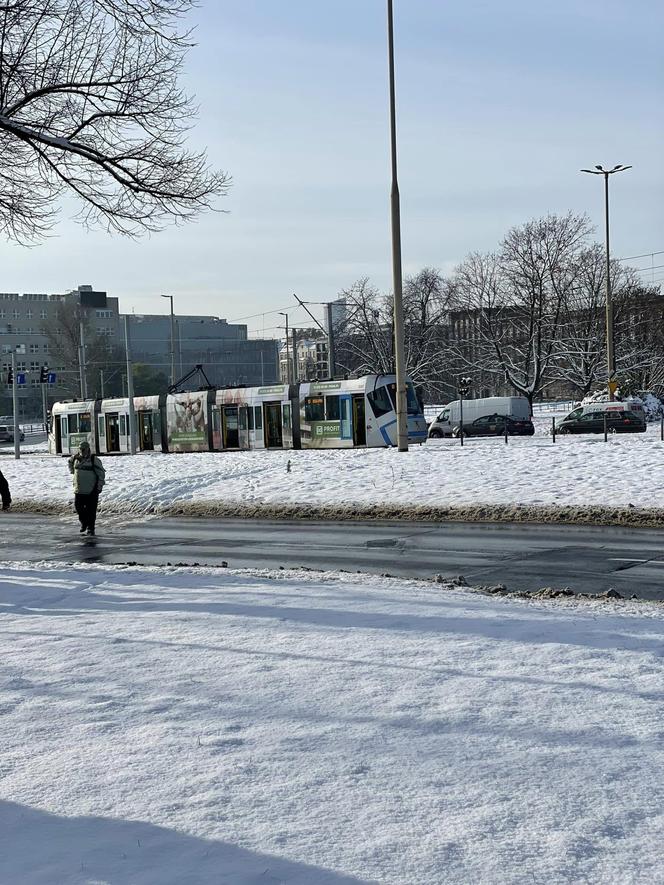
xmin=448 ymin=213 xmax=592 ymax=407
xmin=44 ymin=298 xmax=119 ymax=398
xmin=553 ymin=245 xmax=607 ymax=397
xmin=0 ymin=0 xmax=228 ymax=242
xmin=334 ymin=269 xmax=452 ymax=397
xmin=334 ymin=278 xmax=394 ymax=376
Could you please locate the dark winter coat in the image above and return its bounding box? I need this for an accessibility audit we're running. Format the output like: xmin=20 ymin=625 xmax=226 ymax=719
xmin=0 ymin=470 xmax=10 ymax=510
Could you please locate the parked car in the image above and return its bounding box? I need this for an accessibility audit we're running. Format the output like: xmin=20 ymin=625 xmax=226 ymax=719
xmin=428 ymin=396 xmax=531 ymax=438
xmin=557 ymin=402 xmax=647 ymax=434
xmin=0 ymin=424 xmax=25 ymax=443
xmin=454 ymin=413 xmax=534 ymax=438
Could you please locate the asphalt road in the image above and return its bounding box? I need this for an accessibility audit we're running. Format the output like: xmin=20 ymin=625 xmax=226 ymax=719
xmin=4 ymin=513 xmax=664 ymax=599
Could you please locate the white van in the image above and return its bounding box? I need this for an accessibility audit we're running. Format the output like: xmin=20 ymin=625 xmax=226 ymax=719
xmin=428 ymin=396 xmax=531 ymax=438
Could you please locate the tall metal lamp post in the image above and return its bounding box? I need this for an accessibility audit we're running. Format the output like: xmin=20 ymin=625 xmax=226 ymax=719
xmin=387 ymin=0 xmax=408 ymax=451
xmin=580 ymin=163 xmax=632 ymax=401
xmin=161 ymin=294 xmax=176 ymax=386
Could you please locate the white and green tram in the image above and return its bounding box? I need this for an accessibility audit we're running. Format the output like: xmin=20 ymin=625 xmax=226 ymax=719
xmin=48 ymin=374 xmax=427 ymax=455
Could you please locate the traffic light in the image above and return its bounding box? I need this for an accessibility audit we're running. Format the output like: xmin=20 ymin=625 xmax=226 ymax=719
xmin=6 ymin=367 xmax=12 ymax=385
xmin=457 ymin=376 xmax=472 ymax=397
xmin=39 ymin=365 xmax=49 ymax=384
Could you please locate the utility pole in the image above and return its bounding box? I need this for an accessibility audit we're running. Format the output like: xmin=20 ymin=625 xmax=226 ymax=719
xmin=100 ymin=369 xmax=105 ymax=398
xmin=581 ymin=163 xmax=632 ymax=401
xmin=387 ymin=0 xmax=408 ymax=451
xmin=78 ymin=319 xmax=88 ymax=399
xmin=279 ymin=312 xmax=290 ymax=384
xmin=11 ymin=351 xmax=20 ymax=460
xmin=124 ymin=316 xmax=137 ymax=454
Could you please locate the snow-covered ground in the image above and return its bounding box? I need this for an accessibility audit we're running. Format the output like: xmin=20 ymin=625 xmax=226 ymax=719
xmin=1 ymin=562 xmax=663 ymax=884
xmin=2 ymin=422 xmax=664 ymax=516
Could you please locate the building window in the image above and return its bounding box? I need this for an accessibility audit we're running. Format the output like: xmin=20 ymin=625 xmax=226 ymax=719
xmin=26 ymin=309 xmax=33 ymax=319
xmin=0 ymin=310 xmax=5 ymax=319
xmin=43 ymin=343 xmax=49 ymax=353
xmin=12 ymin=309 xmax=20 ymax=319
xmin=30 ymin=361 xmax=40 ymax=371
xmin=29 ymin=344 xmax=39 ymax=354
xmin=40 ymin=309 xmax=48 ymax=319
xmin=17 ymin=361 xmax=26 ymax=371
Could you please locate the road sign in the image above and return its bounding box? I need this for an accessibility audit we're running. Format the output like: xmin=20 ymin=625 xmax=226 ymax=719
xmin=47 ymin=372 xmax=57 ymax=384
xmin=16 ymin=372 xmax=26 ymax=385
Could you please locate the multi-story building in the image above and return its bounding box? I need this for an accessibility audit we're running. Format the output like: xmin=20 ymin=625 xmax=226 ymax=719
xmin=124 ymin=313 xmax=279 ymax=388
xmin=279 ymin=335 xmax=329 ymax=383
xmin=1 ymin=285 xmax=120 ymax=417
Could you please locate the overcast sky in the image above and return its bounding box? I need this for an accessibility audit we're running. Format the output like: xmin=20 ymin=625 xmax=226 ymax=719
xmin=4 ymin=0 xmax=663 ymax=336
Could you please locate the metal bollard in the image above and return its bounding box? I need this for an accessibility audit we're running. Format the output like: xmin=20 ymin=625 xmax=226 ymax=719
xmin=661 ymin=414 xmax=663 ymax=442
xmin=604 ymin=413 xmax=608 ymax=442
xmin=552 ymin=417 xmax=556 ymax=443
xmin=504 ymin=423 xmax=508 ymax=444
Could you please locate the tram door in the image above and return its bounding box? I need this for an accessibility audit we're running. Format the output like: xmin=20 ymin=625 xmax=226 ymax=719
xmin=340 ymin=395 xmax=352 ymax=441
xmin=238 ymin=407 xmax=249 ymax=449
xmin=138 ymin=412 xmax=154 ymax=450
xmin=223 ymin=407 xmax=240 ymax=448
xmin=352 ymin=395 xmax=366 ymax=446
xmin=106 ymin=414 xmax=120 ymax=452
xmin=264 ymin=402 xmax=283 ymax=448
xmin=60 ymin=415 xmax=69 ymax=453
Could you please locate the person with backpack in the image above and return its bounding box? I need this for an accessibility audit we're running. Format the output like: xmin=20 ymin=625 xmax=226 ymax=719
xmin=68 ymin=441 xmax=105 ymax=535
xmin=0 ymin=469 xmax=10 ymax=511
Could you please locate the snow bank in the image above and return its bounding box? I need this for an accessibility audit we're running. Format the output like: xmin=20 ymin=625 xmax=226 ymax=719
xmin=1 ymin=562 xmax=663 ymax=884
xmin=3 ymin=423 xmax=664 ymax=525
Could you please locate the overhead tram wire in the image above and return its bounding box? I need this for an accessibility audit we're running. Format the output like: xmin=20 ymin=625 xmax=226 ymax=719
xmin=619 ymin=250 xmax=664 ymax=261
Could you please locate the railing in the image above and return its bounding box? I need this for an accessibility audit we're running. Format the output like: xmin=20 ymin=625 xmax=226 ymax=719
xmin=531 ymin=401 xmax=576 ymax=414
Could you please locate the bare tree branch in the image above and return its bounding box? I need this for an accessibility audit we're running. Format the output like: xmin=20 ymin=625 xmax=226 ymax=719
xmin=0 ymin=0 xmax=229 ymax=243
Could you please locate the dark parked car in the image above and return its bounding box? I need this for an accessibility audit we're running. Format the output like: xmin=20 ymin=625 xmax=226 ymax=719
xmin=557 ymin=404 xmax=647 ymax=434
xmin=460 ymin=413 xmax=535 ymax=438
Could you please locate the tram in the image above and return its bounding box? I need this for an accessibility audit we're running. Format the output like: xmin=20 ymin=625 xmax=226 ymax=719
xmin=48 ymin=374 xmax=428 ymax=455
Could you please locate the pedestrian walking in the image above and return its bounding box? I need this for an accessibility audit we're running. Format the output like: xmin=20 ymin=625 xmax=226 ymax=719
xmin=0 ymin=469 xmax=10 ymax=511
xmin=68 ymin=441 xmax=105 ymax=536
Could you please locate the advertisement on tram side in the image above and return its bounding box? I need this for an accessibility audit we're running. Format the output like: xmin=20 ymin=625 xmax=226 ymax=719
xmin=167 ymin=391 xmax=208 ymax=451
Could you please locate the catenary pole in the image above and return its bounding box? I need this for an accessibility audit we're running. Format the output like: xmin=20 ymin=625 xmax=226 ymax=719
xmin=78 ymin=320 xmax=88 ymax=399
xmin=124 ymin=316 xmax=137 ymax=455
xmin=325 ymin=301 xmax=337 ymax=379
xmin=161 ymin=294 xmax=176 ymax=386
xmin=12 ymin=351 xmax=20 ymax=460
xmin=387 ymin=0 xmax=408 ymax=451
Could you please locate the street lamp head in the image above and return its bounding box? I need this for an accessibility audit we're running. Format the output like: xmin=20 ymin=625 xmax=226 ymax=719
xmin=581 ymin=168 xmax=601 ymax=174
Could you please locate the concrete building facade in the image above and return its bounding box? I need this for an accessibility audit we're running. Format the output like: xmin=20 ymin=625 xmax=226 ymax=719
xmin=125 ymin=313 xmax=279 ymax=388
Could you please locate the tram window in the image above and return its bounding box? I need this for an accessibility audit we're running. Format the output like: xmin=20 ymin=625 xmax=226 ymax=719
xmin=367 ymin=385 xmax=393 ymax=418
xmin=283 ymin=403 xmax=291 ymax=428
xmin=254 ymin=406 xmax=263 ymax=430
xmin=68 ymin=413 xmax=91 ymax=433
xmin=248 ymin=408 xmax=254 ymax=431
xmin=406 ymin=383 xmax=421 ymax=415
xmin=119 ymin=415 xmax=127 ymax=436
xmin=305 ymin=396 xmax=324 ymax=421
xmin=239 ymin=408 xmax=247 ymax=431
xmin=325 ymin=395 xmax=340 ymax=420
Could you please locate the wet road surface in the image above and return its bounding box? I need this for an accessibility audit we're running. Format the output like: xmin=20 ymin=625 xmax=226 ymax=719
xmin=3 ymin=513 xmax=664 ymax=599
